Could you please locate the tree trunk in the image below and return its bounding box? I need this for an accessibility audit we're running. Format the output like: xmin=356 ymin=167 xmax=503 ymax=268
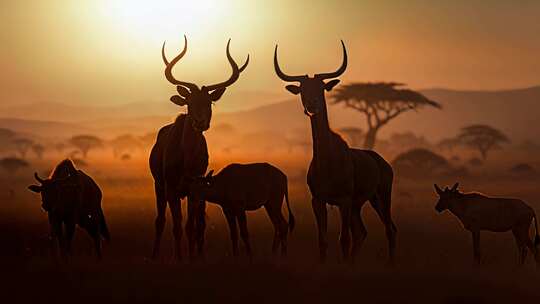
xmin=480 ymin=148 xmax=488 ymax=160
xmin=363 ymin=128 xmax=378 ymax=150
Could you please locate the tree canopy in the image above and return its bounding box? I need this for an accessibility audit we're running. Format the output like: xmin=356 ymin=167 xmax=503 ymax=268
xmin=69 ymin=135 xmax=104 ymax=158
xmin=333 ymin=82 xmax=441 ymax=149
xmin=457 ymin=124 xmax=509 ymax=160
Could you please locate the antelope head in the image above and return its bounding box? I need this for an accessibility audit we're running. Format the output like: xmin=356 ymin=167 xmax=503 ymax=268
xmin=434 ymin=183 xmax=460 ymax=212
xmin=162 ymin=36 xmax=249 ymax=131
xmin=274 ymin=41 xmax=347 ymax=116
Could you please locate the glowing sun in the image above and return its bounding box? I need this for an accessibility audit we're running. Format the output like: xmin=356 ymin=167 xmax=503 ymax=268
xmin=103 ymin=0 xmax=225 ymax=41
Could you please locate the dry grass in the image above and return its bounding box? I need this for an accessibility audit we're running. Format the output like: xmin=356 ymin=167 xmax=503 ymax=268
xmin=2 ymin=153 xmax=540 ymax=303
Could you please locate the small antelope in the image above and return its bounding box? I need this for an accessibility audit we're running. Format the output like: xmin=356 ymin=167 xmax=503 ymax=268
xmin=28 ymin=159 xmax=110 ymax=260
xmin=188 ymin=163 xmax=295 ymax=259
xmin=434 ymin=183 xmax=539 ymax=266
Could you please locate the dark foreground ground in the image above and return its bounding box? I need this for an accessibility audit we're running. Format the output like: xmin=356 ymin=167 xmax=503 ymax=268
xmin=2 ymin=167 xmax=540 ymax=303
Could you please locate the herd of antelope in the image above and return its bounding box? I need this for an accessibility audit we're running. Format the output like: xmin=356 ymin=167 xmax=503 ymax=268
xmin=27 ymin=36 xmax=540 ymax=268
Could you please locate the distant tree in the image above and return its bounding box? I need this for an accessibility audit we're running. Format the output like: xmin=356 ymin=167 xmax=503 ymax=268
xmin=333 ymin=82 xmax=441 ymax=149
xmin=388 ymin=132 xmax=430 ymax=150
xmin=437 ymin=137 xmax=461 ymax=152
xmin=392 ymin=148 xmax=451 ymax=177
xmin=31 ymin=143 xmax=46 ymax=159
xmin=109 ymin=134 xmax=142 ymax=157
xmin=0 ymin=128 xmax=16 ymax=153
xmin=69 ymin=135 xmax=103 ymax=158
xmin=12 ymin=138 xmax=34 ymax=158
xmin=457 ymin=124 xmax=509 ymax=160
xmin=509 ymin=163 xmax=535 ymax=176
xmin=337 ymin=127 xmax=364 ymax=147
xmin=54 ymin=142 xmax=67 ymax=154
xmin=0 ymin=157 xmax=29 ymax=174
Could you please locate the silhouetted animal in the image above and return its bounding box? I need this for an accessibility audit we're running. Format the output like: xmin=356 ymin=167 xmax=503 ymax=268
xmin=274 ymin=41 xmax=396 ymax=263
xmin=435 ymin=183 xmax=539 ymax=266
xmin=28 ymin=159 xmax=109 ymax=260
xmin=188 ymin=163 xmax=295 ymax=259
xmin=150 ymin=36 xmax=249 ymax=260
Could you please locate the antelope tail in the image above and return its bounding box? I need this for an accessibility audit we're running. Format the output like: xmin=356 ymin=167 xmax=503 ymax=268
xmin=284 ymin=183 xmax=295 ymax=233
xmin=534 ymin=213 xmax=539 ymax=247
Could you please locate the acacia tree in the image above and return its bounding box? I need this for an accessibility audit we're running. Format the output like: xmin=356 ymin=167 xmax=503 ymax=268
xmin=54 ymin=142 xmax=67 ymax=154
xmin=333 ymin=82 xmax=441 ymax=149
xmin=437 ymin=137 xmax=462 ymax=152
xmin=0 ymin=157 xmax=29 ymax=174
xmin=31 ymin=143 xmax=46 ymax=159
xmin=457 ymin=124 xmax=509 ymax=160
xmin=11 ymin=138 xmax=34 ymax=158
xmin=0 ymin=128 xmax=16 ymax=154
xmin=69 ymin=135 xmax=103 ymax=158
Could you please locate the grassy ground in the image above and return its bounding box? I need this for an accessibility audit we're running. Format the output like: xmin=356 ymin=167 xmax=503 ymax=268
xmin=2 ymin=155 xmax=540 ymax=303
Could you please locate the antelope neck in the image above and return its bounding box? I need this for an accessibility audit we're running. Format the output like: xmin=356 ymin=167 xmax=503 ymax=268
xmin=181 ymin=114 xmax=203 ymax=166
xmin=309 ymin=99 xmax=333 ymax=163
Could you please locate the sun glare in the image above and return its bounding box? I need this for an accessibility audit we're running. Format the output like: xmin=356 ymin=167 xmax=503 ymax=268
xmin=102 ymin=0 xmax=225 ymax=42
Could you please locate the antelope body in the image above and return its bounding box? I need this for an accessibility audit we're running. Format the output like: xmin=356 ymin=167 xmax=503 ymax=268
xmin=435 ymin=183 xmax=540 ymax=266
xmin=28 ymin=159 xmax=110 ymax=260
xmin=188 ymin=163 xmax=295 ymax=258
xmin=150 ymin=36 xmax=248 ymax=260
xmin=274 ymin=41 xmax=396 ymax=263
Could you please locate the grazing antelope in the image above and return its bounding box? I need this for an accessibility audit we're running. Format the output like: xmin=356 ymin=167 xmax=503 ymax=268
xmin=434 ymin=183 xmax=540 ymax=266
xmin=274 ymin=41 xmax=396 ymax=263
xmin=188 ymin=163 xmax=295 ymax=259
xmin=28 ymin=159 xmax=110 ymax=260
xmin=150 ymin=36 xmax=249 ymax=261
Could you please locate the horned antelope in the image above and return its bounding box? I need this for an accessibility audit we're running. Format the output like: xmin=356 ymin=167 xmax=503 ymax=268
xmin=150 ymin=36 xmax=249 ymax=261
xmin=28 ymin=159 xmax=110 ymax=260
xmin=188 ymin=163 xmax=295 ymax=259
xmin=274 ymin=41 xmax=396 ymax=264
xmin=434 ymin=183 xmax=540 ymax=266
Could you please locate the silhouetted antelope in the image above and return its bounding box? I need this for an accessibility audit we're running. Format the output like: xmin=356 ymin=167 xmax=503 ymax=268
xmin=150 ymin=36 xmax=249 ymax=261
xmin=435 ymin=183 xmax=540 ymax=266
xmin=274 ymin=41 xmax=396 ymax=263
xmin=188 ymin=163 xmax=295 ymax=259
xmin=28 ymin=159 xmax=110 ymax=260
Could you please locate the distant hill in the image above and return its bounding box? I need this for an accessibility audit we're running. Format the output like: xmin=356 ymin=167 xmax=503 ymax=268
xmin=0 ymin=118 xmax=94 ymax=139
xmin=214 ymin=86 xmax=540 ymax=143
xmin=1 ymin=86 xmax=539 ymax=143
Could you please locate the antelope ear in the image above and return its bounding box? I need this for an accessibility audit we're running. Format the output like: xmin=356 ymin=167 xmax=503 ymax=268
xmin=28 ymin=185 xmax=42 ymax=193
xmin=170 ymin=95 xmax=188 ymax=106
xmin=209 ymin=88 xmax=226 ymax=101
xmin=451 ymin=183 xmax=459 ymax=192
xmin=176 ymin=86 xmax=191 ymax=99
xmin=285 ymin=85 xmax=301 ymax=95
xmin=434 ymin=184 xmax=443 ymax=195
xmin=324 ymin=79 xmax=340 ymax=91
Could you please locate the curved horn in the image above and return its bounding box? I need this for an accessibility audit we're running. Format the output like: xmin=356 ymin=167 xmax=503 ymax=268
xmin=205 ymin=39 xmax=249 ymax=91
xmin=274 ymin=45 xmax=306 ymax=82
xmin=162 ymin=35 xmax=199 ymax=92
xmin=315 ymin=40 xmax=348 ymax=80
xmin=451 ymin=183 xmax=459 ymax=191
xmin=34 ymin=172 xmax=45 ymax=184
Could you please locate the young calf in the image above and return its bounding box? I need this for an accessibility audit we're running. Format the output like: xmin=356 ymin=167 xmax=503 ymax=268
xmin=434 ymin=183 xmax=539 ymax=266
xmin=189 ymin=163 xmax=295 ymax=258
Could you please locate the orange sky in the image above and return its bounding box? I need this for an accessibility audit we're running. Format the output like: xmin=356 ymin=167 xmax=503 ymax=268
xmin=1 ymin=0 xmax=539 ymax=110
